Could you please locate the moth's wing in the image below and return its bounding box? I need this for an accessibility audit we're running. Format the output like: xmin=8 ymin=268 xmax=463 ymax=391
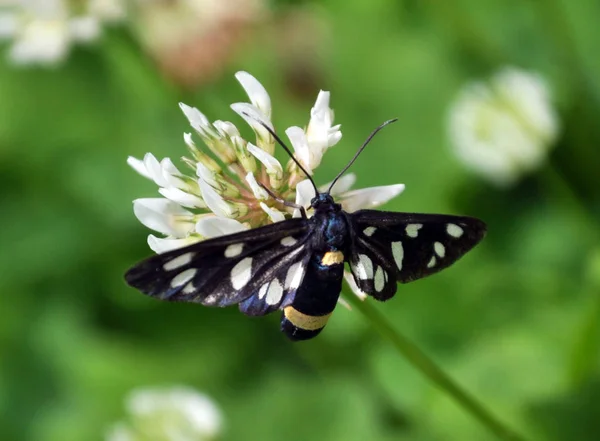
xmin=125 ymin=218 xmax=312 ymax=310
xmin=237 ymin=250 xmax=311 ymax=317
xmin=347 ymin=210 xmax=486 ymax=300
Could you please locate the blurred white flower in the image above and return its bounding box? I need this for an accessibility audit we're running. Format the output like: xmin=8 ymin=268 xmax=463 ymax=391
xmin=448 ymin=67 xmax=560 ymax=187
xmin=89 ymin=0 xmax=126 ymax=22
xmin=129 ymin=71 xmax=405 ymax=300
xmin=132 ymin=0 xmax=266 ymax=87
xmin=106 ymin=386 xmax=222 ymax=441
xmin=0 ymin=0 xmax=125 ymax=66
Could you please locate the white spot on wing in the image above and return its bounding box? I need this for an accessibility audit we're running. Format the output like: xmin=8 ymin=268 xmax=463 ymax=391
xmin=391 ymin=241 xmax=404 ymax=271
xmin=363 ymin=226 xmax=377 ymax=237
xmin=231 ymin=257 xmax=252 ymax=290
xmin=285 ymin=262 xmax=305 ymax=290
xmin=281 ymin=236 xmax=297 ymax=246
xmin=182 ymin=282 xmax=196 ymax=294
xmin=375 ymin=266 xmax=385 ymax=292
xmin=258 ymin=282 xmax=268 ymax=299
xmin=163 ymin=252 xmax=193 ymax=271
xmin=265 ymin=279 xmax=283 ymax=305
xmin=434 ymin=242 xmax=446 ymax=258
xmin=447 ymin=223 xmax=464 ymax=238
xmin=224 ymin=243 xmax=243 ymax=258
xmin=406 ymin=224 xmax=423 ymax=238
xmin=170 ymin=268 xmax=196 ymax=288
xmin=354 ymin=254 xmax=374 ymax=280
xmin=427 ymin=256 xmax=436 ymax=268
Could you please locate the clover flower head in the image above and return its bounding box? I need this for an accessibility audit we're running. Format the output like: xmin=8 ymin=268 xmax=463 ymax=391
xmin=0 ymin=0 xmax=125 ymax=66
xmin=128 ymin=71 xmax=405 ymax=298
xmin=132 ymin=0 xmax=266 ymax=87
xmin=448 ymin=67 xmax=560 ymax=187
xmin=106 ymin=386 xmax=222 ymax=441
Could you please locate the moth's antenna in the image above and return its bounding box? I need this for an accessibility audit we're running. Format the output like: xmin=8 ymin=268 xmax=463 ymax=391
xmin=241 ymin=112 xmax=319 ymax=195
xmin=327 ymin=118 xmax=398 ymax=194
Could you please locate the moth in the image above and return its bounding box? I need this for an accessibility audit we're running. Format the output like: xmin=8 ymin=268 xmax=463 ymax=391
xmin=125 ymin=119 xmax=486 ymax=341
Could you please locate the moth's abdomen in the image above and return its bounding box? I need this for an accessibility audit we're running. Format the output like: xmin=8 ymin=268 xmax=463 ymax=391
xmin=281 ymin=250 xmax=344 ymax=341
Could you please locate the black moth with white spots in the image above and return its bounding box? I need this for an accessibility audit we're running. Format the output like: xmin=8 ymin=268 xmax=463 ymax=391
xmin=125 ymin=120 xmax=486 ymax=341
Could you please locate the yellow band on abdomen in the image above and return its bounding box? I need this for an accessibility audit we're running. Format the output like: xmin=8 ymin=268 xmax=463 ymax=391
xmin=284 ymin=306 xmax=332 ymax=331
xmin=321 ymin=251 xmax=344 ymax=266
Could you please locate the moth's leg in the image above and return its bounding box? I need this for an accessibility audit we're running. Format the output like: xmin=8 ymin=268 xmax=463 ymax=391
xmin=259 ymin=183 xmax=307 ymax=219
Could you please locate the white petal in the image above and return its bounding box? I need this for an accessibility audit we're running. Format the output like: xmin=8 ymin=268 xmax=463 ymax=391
xmin=179 ymin=102 xmax=211 ymax=133
xmin=245 ymin=172 xmax=268 ymax=200
xmin=69 ymin=16 xmax=101 ymax=42
xmin=198 ymin=179 xmax=233 ymax=218
xmin=246 ymin=142 xmax=283 ymax=177
xmin=235 ymin=71 xmax=272 ymax=119
xmin=142 ymin=152 xmax=162 ymax=182
xmin=127 ymin=156 xmax=152 ymax=180
xmin=159 ymin=158 xmax=185 ymax=188
xmin=295 ymin=179 xmax=317 ymax=208
xmin=196 ymin=162 xmax=218 ymax=188
xmin=343 ymin=270 xmax=368 ymax=301
xmin=213 ymin=120 xmax=240 ymax=138
xmin=134 ymin=153 xmax=185 ymax=189
xmin=310 ymin=91 xmax=333 ymax=126
xmin=327 ymin=129 xmax=343 ymax=147
xmin=306 ymin=90 xmax=342 ymax=152
xmin=230 ymin=102 xmax=273 ymax=141
xmin=184 ymin=132 xmax=197 ymax=149
xmin=260 ymin=202 xmax=286 ymax=223
xmin=159 ymin=187 xmax=205 ymax=208
xmin=285 ymin=126 xmax=312 ymax=172
xmin=133 ymin=198 xmax=195 ymax=237
xmin=340 ymin=184 xmax=405 ymax=212
xmin=195 ymin=216 xmax=248 ymax=238
xmin=160 ymin=157 xmax=182 ymax=177
xmin=320 ymin=173 xmax=356 ymax=196
xmin=293 ymin=179 xmax=316 ymax=218
xmin=147 ymin=235 xmax=201 ymax=254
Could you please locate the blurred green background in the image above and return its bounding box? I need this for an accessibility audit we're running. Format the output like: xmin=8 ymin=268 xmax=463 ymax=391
xmin=1 ymin=0 xmax=600 ymax=440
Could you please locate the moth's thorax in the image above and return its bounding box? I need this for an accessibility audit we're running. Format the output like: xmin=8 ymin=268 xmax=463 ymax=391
xmin=310 ymin=194 xmax=348 ymax=251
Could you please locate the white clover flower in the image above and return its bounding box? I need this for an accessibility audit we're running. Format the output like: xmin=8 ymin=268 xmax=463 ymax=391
xmin=448 ymin=67 xmax=560 ymax=187
xmin=0 ymin=0 xmax=125 ymax=66
xmin=132 ymin=0 xmax=266 ymax=87
xmin=129 ymin=71 xmax=405 ymax=300
xmin=106 ymin=386 xmax=222 ymax=441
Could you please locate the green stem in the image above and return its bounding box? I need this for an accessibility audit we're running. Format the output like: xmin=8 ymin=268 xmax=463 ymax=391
xmin=540 ymin=164 xmax=600 ymax=387
xmin=345 ymin=293 xmax=530 ymax=441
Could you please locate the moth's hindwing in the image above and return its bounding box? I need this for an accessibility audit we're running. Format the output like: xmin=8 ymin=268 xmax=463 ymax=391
xmin=125 ymin=219 xmax=312 ymax=309
xmin=348 ymin=210 xmax=487 ymax=301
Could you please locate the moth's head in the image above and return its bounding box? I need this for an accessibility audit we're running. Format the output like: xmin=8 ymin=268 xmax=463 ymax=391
xmin=311 ymin=193 xmax=340 ymax=211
